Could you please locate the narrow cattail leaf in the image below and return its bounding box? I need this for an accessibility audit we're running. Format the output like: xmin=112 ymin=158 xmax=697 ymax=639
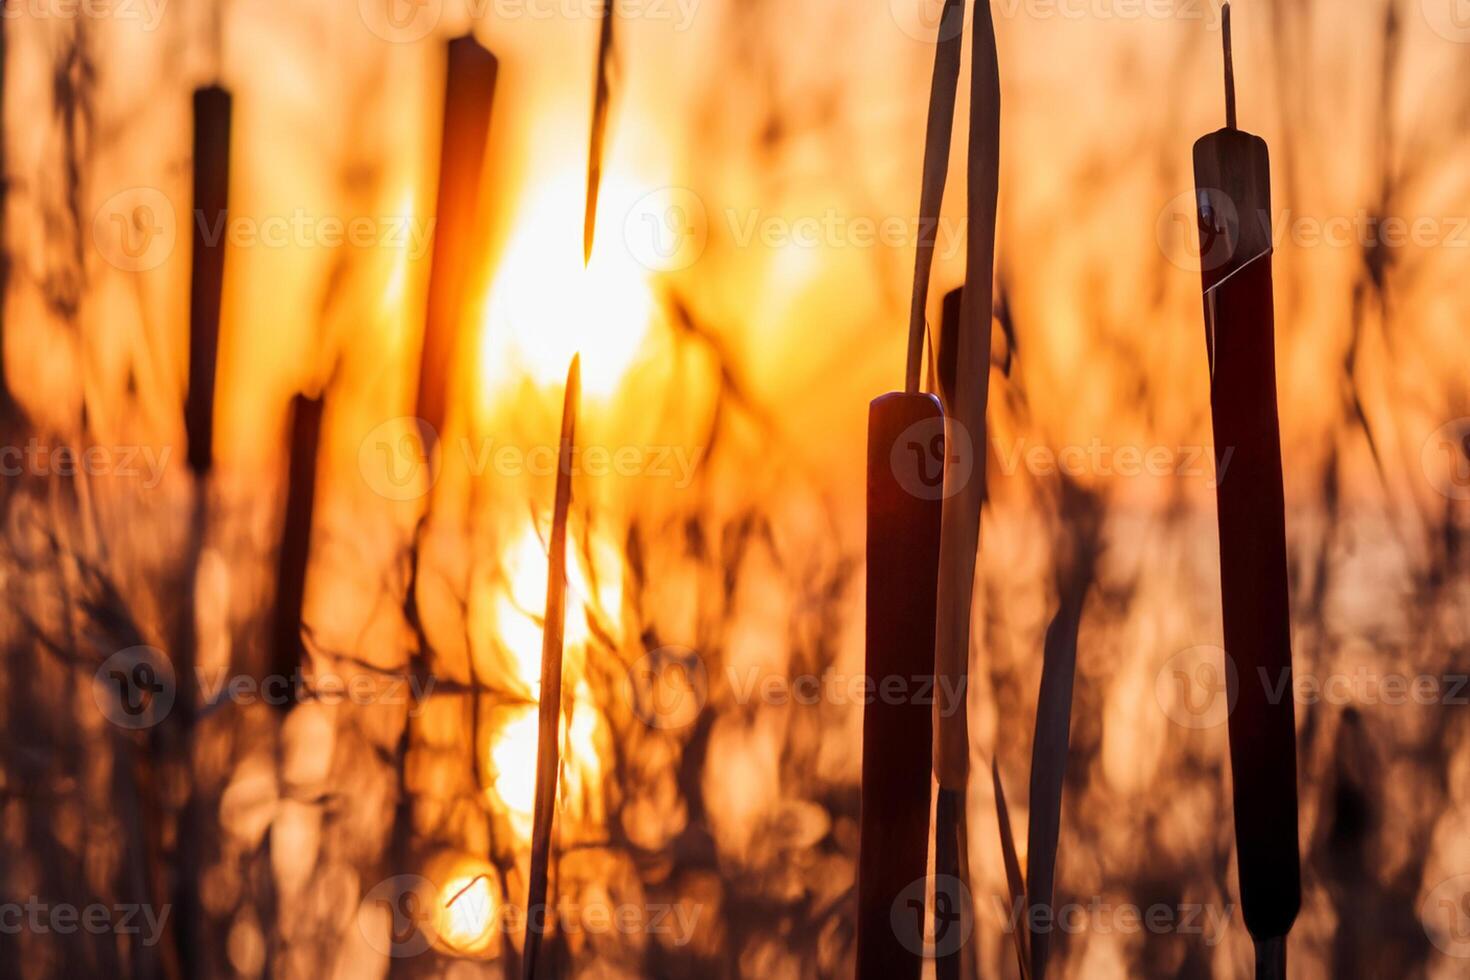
xmin=416 ymin=34 xmax=497 ymax=442
xmin=584 ymin=0 xmax=615 ymax=266
xmin=935 ymin=286 xmax=963 ymax=412
xmin=522 ymin=356 xmax=580 ymax=980
xmin=934 ymin=0 xmax=1000 ymax=795
xmin=931 ymin=4 xmax=1001 ymax=975
xmin=1192 ymin=2 xmax=1301 ymax=951
xmin=270 ymin=393 xmax=323 ymax=691
xmin=1025 ymin=499 xmax=1097 ymax=980
xmin=186 ymin=86 xmax=231 ymax=476
xmin=856 ymin=392 xmax=943 ymax=980
xmin=992 ymin=761 xmax=1030 ymax=980
xmin=903 ymin=0 xmax=965 ymax=394
xmin=932 ymin=11 xmax=1001 ymax=977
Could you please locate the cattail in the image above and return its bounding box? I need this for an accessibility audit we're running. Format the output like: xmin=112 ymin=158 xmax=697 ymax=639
xmin=415 ymin=34 xmax=497 ymax=443
xmin=1192 ymin=6 xmax=1300 ymax=975
xmin=270 ymin=393 xmax=323 ymax=690
xmin=186 ymin=86 xmax=231 ymax=477
xmin=856 ymin=4 xmax=960 ymax=976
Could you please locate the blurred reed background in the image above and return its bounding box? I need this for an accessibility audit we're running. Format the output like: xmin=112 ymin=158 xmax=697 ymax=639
xmin=0 ymin=0 xmax=1466 ymax=976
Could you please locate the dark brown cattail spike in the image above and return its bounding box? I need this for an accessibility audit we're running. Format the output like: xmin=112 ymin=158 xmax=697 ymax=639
xmin=1192 ymin=5 xmax=1301 ymax=965
xmin=856 ymin=392 xmax=944 ymax=980
xmin=416 ymin=35 xmax=497 ymax=445
xmin=271 ymin=393 xmax=323 ymax=693
xmin=186 ymin=86 xmax=231 ymax=476
xmin=522 ymin=356 xmax=580 ymax=980
xmin=1223 ymin=2 xmax=1237 ymax=130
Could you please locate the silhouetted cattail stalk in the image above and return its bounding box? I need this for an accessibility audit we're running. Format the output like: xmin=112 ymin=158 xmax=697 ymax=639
xmin=185 ymin=86 xmax=230 ymax=479
xmin=522 ymin=355 xmax=579 ymax=980
xmin=415 ymin=33 xmax=496 ymax=443
xmin=169 ymin=82 xmax=233 ymax=977
xmin=1191 ymin=7 xmax=1300 ymax=977
xmin=270 ymin=392 xmax=323 ymax=688
xmin=932 ymin=2 xmax=1000 ymax=978
xmin=0 ymin=18 xmax=14 ymax=422
xmin=856 ymin=3 xmax=960 ymax=977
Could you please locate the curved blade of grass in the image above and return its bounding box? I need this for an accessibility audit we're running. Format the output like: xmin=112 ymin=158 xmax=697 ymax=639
xmin=933 ymin=3 xmax=1000 ymax=976
xmin=903 ymin=0 xmax=965 ymax=395
xmin=584 ymin=0 xmax=615 ymax=265
xmin=522 ymin=356 xmax=580 ymax=980
xmin=992 ymin=760 xmax=1030 ymax=980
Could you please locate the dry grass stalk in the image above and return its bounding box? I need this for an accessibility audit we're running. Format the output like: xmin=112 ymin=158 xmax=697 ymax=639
xmin=522 ymin=355 xmax=580 ymax=980
xmin=584 ymin=0 xmax=615 ymax=266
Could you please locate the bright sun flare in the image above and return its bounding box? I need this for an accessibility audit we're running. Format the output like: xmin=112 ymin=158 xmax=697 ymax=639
xmin=478 ymin=170 xmax=656 ymax=401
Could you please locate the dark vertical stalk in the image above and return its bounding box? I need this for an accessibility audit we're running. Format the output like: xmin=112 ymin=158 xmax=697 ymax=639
xmin=522 ymin=356 xmax=579 ymax=980
xmin=583 ymin=0 xmax=615 ymax=266
xmin=271 ymin=393 xmax=323 ymax=688
xmin=856 ymin=392 xmax=943 ymax=980
xmin=415 ymin=34 xmax=496 ymax=444
xmin=932 ymin=3 xmax=1001 ymax=977
xmin=1192 ymin=4 xmax=1301 ymax=966
xmin=0 ymin=16 xmax=14 ymax=422
xmin=185 ymin=87 xmax=230 ymax=477
xmin=903 ymin=0 xmax=964 ymax=395
xmin=169 ymin=83 xmax=232 ymax=979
